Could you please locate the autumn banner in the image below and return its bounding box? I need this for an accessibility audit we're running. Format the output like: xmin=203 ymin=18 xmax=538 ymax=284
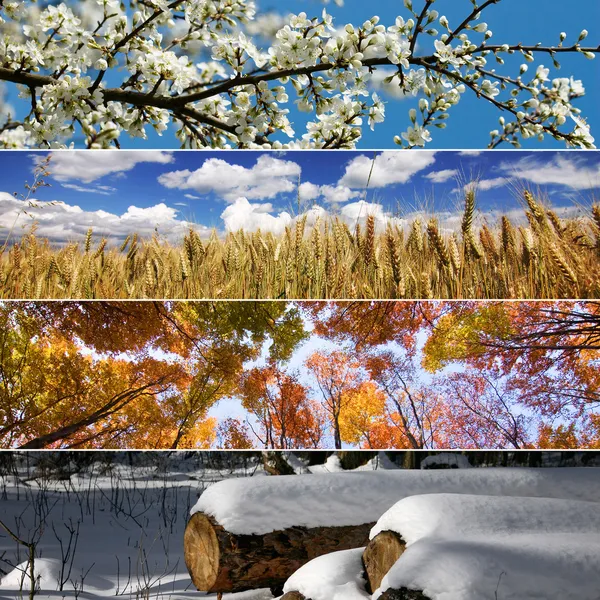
xmin=0 ymin=300 xmax=598 ymax=450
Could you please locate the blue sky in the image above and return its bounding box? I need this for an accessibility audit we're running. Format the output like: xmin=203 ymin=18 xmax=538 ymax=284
xmin=0 ymin=150 xmax=598 ymax=243
xmin=3 ymin=0 xmax=598 ymax=149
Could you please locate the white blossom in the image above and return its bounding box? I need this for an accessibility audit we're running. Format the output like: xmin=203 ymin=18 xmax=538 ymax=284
xmin=0 ymin=0 xmax=596 ymax=149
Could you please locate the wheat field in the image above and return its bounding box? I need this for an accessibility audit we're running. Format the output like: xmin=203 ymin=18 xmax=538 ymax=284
xmin=1 ymin=191 xmax=599 ymax=299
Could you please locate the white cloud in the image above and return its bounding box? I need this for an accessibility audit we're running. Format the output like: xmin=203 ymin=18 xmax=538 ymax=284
xmin=221 ymin=197 xmax=292 ymax=235
xmin=61 ymin=183 xmax=116 ymax=195
xmin=158 ymin=155 xmax=302 ymax=202
xmin=184 ymin=193 xmax=200 ymax=200
xmin=292 ymin=201 xmax=406 ymax=232
xmin=458 ymin=150 xmax=483 ymax=157
xmin=478 ymin=177 xmax=510 ymax=191
xmin=303 ymin=205 xmax=329 ymax=227
xmin=0 ymin=192 xmax=207 ymax=243
xmin=475 ymin=177 xmax=510 ymax=191
xmin=424 ymin=169 xmax=458 ymax=184
xmin=319 ymin=185 xmax=360 ymax=205
xmin=456 ymin=177 xmax=510 ymax=194
xmin=40 ymin=151 xmax=174 ymax=183
xmin=369 ymin=68 xmax=412 ymax=100
xmin=298 ymin=182 xmax=360 ymax=205
xmin=298 ymin=182 xmax=321 ymax=201
xmin=339 ymin=151 xmax=437 ymax=188
xmin=500 ymin=155 xmax=600 ymax=190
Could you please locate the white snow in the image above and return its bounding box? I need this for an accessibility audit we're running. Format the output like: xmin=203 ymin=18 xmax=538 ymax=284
xmin=3 ymin=455 xmax=600 ymax=600
xmin=372 ymin=494 xmax=600 ymax=600
xmin=370 ymin=493 xmax=600 ymax=542
xmin=282 ymin=548 xmax=369 ymax=600
xmin=307 ymin=454 xmax=344 ymax=473
xmin=192 ymin=468 xmax=600 ymax=534
xmin=378 ymin=535 xmax=600 ymax=600
xmin=0 ymin=455 xmax=272 ymax=600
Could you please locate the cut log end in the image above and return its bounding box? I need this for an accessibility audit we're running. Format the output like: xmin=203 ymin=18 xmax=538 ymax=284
xmin=183 ymin=512 xmax=220 ymax=591
xmin=280 ymin=593 xmax=307 ymax=600
xmin=363 ymin=530 xmax=406 ymax=594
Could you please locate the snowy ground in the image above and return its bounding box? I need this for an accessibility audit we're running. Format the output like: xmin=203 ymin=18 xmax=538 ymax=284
xmin=1 ymin=453 xmax=600 ymax=600
xmin=0 ymin=454 xmax=272 ymax=600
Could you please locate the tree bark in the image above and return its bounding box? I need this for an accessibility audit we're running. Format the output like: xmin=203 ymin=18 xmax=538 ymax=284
xmin=184 ymin=512 xmax=374 ymax=594
xmin=262 ymin=451 xmax=297 ymax=475
xmin=362 ymin=530 xmax=406 ymax=593
xmin=337 ymin=451 xmax=378 ymax=470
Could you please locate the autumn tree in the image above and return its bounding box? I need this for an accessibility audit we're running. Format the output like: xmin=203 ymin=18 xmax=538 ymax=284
xmin=305 ymin=350 xmax=364 ymax=449
xmin=436 ymin=373 xmax=529 ymax=449
xmin=365 ymin=351 xmax=445 ymax=449
xmin=1 ymin=300 xmax=598 ymax=449
xmin=423 ymin=302 xmax=600 ymax=404
xmin=423 ymin=301 xmax=600 ymax=446
xmin=216 ymin=418 xmax=253 ymax=450
xmin=337 ymin=381 xmax=387 ymax=448
xmin=0 ymin=301 xmax=309 ymax=448
xmin=240 ymin=365 xmax=324 ymax=449
xmin=0 ymin=308 xmax=177 ymax=448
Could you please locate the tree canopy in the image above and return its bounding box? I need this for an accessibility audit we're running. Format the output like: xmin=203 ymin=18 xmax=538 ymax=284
xmin=0 ymin=300 xmax=598 ymax=449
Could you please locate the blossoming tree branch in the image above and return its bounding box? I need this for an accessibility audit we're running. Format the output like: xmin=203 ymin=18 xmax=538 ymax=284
xmin=0 ymin=0 xmax=597 ymax=149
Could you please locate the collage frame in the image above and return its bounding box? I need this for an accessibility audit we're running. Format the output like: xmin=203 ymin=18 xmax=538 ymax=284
xmin=1 ymin=1 xmax=599 ymax=599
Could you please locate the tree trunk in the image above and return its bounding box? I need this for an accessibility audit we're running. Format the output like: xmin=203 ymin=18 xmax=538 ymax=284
xmin=362 ymin=530 xmax=406 ymax=593
xmin=184 ymin=512 xmax=375 ymax=595
xmin=262 ymin=451 xmax=297 ymax=475
xmin=337 ymin=451 xmax=378 ymax=471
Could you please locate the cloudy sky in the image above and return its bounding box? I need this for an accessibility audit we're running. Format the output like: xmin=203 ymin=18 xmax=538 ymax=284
xmin=0 ymin=150 xmax=598 ymax=243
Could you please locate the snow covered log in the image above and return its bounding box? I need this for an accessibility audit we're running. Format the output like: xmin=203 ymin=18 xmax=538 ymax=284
xmin=363 ymin=530 xmax=405 ymax=593
xmin=186 ymin=468 xmax=600 ymax=595
xmin=183 ymin=511 xmax=373 ymax=594
xmin=371 ymin=494 xmax=600 ymax=600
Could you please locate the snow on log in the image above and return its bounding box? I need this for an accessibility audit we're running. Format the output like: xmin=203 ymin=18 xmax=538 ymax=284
xmin=280 ymin=548 xmax=370 ymax=600
xmin=371 ymin=494 xmax=600 ymax=600
xmin=183 ymin=512 xmax=373 ymax=594
xmin=190 ymin=468 xmax=600 ymax=536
